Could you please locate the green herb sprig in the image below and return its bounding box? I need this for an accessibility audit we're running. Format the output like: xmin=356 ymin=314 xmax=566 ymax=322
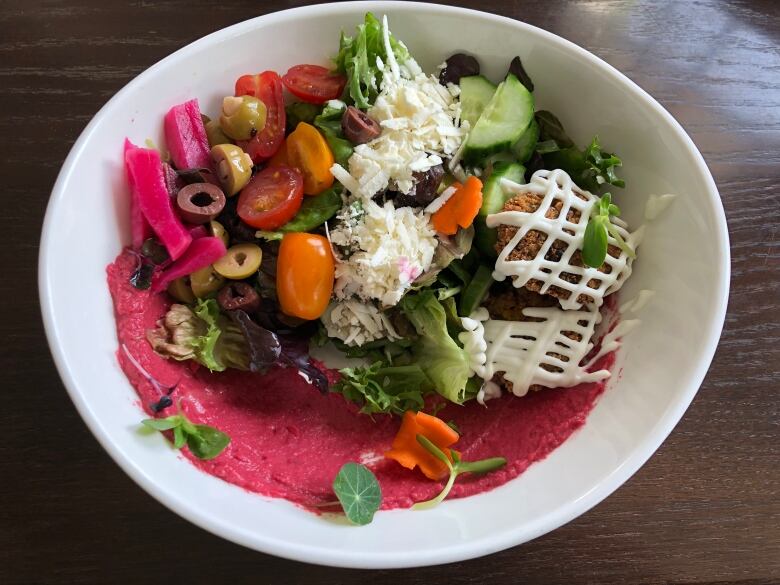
xmin=582 ymin=193 xmax=636 ymax=268
xmin=333 ymin=361 xmax=431 ymax=416
xmin=332 ymin=462 xmax=382 ymax=525
xmin=142 ymin=410 xmax=230 ymax=461
xmin=412 ymin=435 xmax=506 ymax=510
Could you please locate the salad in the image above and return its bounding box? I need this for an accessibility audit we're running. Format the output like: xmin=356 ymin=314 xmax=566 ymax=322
xmin=109 ymin=13 xmax=649 ymax=525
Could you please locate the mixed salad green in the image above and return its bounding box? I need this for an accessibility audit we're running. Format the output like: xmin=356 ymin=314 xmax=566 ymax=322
xmin=125 ymin=11 xmax=627 ymax=416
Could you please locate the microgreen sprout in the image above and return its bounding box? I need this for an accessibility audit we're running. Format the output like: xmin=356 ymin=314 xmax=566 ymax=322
xmin=582 ymin=193 xmax=636 ymax=268
xmin=412 ymin=435 xmax=506 ymax=510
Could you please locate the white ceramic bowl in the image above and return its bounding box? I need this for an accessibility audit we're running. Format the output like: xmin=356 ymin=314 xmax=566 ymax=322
xmin=39 ymin=1 xmax=729 ymax=568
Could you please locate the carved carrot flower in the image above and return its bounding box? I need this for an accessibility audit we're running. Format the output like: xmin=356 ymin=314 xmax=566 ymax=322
xmin=385 ymin=411 xmax=460 ymax=480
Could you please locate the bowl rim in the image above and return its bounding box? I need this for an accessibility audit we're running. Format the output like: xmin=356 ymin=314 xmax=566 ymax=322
xmin=38 ymin=0 xmax=730 ymax=568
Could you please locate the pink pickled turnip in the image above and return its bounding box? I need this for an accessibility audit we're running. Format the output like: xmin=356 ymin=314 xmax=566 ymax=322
xmin=162 ymin=161 xmax=183 ymax=197
xmin=188 ymin=225 xmax=209 ymax=240
xmin=164 ymin=99 xmax=212 ymax=171
xmin=152 ymin=236 xmax=227 ymax=292
xmin=123 ymin=139 xmax=153 ymax=250
xmin=125 ymin=146 xmax=192 ymax=260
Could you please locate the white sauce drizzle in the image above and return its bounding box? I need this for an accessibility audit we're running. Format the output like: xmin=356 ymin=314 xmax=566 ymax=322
xmin=586 ymin=319 xmax=640 ymax=367
xmin=458 ymin=308 xmax=489 ymax=376
xmin=467 ymin=305 xmax=610 ymax=396
xmin=619 ymin=289 xmax=655 ymax=314
xmin=467 ymin=171 xmax=659 ymax=395
xmin=644 ymin=193 xmax=677 ymax=220
xmin=487 ymin=169 xmax=642 ymax=311
xmin=476 ymin=380 xmax=502 ymax=405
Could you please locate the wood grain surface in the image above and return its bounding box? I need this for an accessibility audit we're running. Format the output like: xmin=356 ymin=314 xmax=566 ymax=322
xmin=1 ymin=0 xmax=778 ymax=583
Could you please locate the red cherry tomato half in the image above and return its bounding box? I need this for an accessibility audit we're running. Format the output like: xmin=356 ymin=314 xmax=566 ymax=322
xmin=281 ymin=65 xmax=348 ymax=104
xmin=237 ymin=165 xmax=304 ymax=230
xmin=235 ymin=71 xmax=285 ymax=162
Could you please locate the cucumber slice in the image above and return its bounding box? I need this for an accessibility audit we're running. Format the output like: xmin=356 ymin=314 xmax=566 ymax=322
xmin=474 ymin=161 xmax=526 ymax=257
xmin=511 ymin=116 xmax=539 ymax=163
xmin=459 ymin=75 xmax=497 ymax=128
xmin=463 ymin=74 xmax=534 ymax=165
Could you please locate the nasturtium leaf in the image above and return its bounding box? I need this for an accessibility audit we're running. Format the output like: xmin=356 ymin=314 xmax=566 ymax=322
xmin=332 ymin=463 xmax=382 ymax=525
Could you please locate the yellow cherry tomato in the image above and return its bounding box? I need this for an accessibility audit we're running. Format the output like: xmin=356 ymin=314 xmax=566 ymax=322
xmin=276 ymin=233 xmax=334 ymax=320
xmin=286 ymin=122 xmax=335 ymax=196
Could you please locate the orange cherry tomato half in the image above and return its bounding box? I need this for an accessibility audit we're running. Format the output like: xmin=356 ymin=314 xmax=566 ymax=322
xmin=281 ymin=65 xmax=347 ymax=104
xmin=286 ymin=122 xmax=335 ymax=196
xmin=237 ymin=165 xmax=303 ymax=230
xmin=277 ymin=233 xmax=335 ymax=320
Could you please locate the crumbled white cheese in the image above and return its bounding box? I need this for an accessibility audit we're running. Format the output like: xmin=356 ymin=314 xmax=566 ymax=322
xmin=321 ymin=299 xmax=400 ymax=347
xmin=424 ymin=185 xmax=458 ymax=214
xmin=330 ymin=199 xmax=438 ymax=307
xmin=327 ymin=99 xmax=347 ymax=110
xmin=330 ymin=53 xmax=466 ymax=200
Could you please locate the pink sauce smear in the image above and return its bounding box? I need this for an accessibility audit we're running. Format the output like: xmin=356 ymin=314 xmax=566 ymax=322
xmin=108 ymin=249 xmax=615 ymax=510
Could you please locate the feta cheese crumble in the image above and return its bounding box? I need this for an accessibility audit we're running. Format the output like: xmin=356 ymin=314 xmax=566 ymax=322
xmin=321 ymin=299 xmax=400 ymax=347
xmin=329 ymin=199 xmax=438 ymax=307
xmin=330 ymin=50 xmax=467 ymax=200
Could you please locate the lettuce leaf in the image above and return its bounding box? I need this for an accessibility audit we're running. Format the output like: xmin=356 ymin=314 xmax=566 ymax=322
xmin=191 ymin=298 xmax=230 ymax=371
xmin=148 ymin=302 xmax=328 ymax=390
xmin=334 ymin=12 xmax=410 ymax=109
xmin=148 ymin=299 xmax=249 ymax=372
xmin=399 ymin=290 xmax=472 ymax=404
xmin=333 ymin=361 xmax=431 ymax=415
xmin=313 ymin=102 xmax=353 ymax=165
xmin=285 ymin=101 xmax=319 ymax=133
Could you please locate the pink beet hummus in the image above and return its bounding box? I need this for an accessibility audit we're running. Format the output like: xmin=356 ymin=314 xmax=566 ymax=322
xmin=108 ymin=249 xmax=614 ymax=510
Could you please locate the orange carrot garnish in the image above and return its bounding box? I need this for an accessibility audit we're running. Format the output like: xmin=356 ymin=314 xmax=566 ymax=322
xmin=431 ymin=176 xmax=483 ymax=235
xmin=385 ymin=411 xmax=460 ymax=480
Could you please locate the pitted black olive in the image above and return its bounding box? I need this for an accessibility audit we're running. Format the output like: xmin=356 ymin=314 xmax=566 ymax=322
xmin=392 ymin=165 xmax=445 ymax=208
xmin=176 ymin=183 xmax=226 ymax=225
xmin=218 ymin=282 xmax=261 ymax=313
xmin=341 ymin=106 xmax=382 ymax=144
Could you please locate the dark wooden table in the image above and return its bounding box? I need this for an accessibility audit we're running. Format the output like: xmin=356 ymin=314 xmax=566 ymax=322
xmin=2 ymin=0 xmax=778 ymax=583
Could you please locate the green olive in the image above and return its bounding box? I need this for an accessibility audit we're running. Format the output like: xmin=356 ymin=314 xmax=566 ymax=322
xmin=205 ymin=119 xmax=233 ymax=148
xmin=209 ymin=220 xmax=230 ymax=248
xmin=167 ymin=277 xmax=196 ymax=304
xmin=220 ymin=96 xmax=267 ymax=141
xmin=211 ymin=144 xmax=253 ymax=196
xmin=213 ymin=243 xmax=263 ymax=279
xmin=190 ymin=265 xmax=226 ymax=298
